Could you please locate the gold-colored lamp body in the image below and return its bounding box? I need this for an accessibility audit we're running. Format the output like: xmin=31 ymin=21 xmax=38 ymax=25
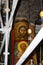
xmin=40 ymin=11 xmax=43 ymax=18
xmin=28 ymin=29 xmax=32 ymax=34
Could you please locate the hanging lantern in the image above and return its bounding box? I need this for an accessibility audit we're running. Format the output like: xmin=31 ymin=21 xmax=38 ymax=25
xmin=40 ymin=11 xmax=43 ymax=18
xmin=28 ymin=29 xmax=32 ymax=34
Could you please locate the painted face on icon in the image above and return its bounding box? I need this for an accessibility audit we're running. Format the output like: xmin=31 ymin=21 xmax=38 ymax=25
xmin=20 ymin=43 xmax=27 ymax=52
xmin=19 ymin=26 xmax=27 ymax=36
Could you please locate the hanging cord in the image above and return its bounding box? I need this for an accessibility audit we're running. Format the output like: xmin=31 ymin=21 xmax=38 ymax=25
xmin=41 ymin=0 xmax=42 ymax=10
xmin=39 ymin=44 xmax=42 ymax=65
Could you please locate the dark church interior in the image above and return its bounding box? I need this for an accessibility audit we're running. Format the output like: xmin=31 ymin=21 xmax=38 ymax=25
xmin=0 ymin=0 xmax=43 ymax=65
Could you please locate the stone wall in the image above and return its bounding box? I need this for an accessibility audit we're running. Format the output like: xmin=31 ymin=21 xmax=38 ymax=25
xmin=16 ymin=0 xmax=42 ymax=23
